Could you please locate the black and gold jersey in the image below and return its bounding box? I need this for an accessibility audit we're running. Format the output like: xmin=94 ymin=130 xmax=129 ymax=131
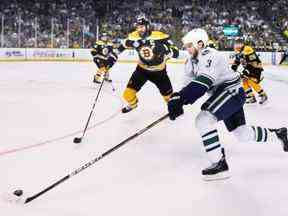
xmin=233 ymin=45 xmax=263 ymax=70
xmin=232 ymin=45 xmax=263 ymax=81
xmin=91 ymin=40 xmax=117 ymax=61
xmin=117 ymin=31 xmax=179 ymax=71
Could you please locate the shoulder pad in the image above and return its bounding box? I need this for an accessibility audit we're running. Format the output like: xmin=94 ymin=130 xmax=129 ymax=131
xmin=107 ymin=42 xmax=114 ymax=46
xmin=148 ymin=31 xmax=169 ymax=40
xmin=128 ymin=31 xmax=142 ymax=40
xmin=242 ymin=46 xmax=254 ymax=55
xmin=201 ymin=49 xmax=210 ymax=55
xmin=95 ymin=40 xmax=105 ymax=46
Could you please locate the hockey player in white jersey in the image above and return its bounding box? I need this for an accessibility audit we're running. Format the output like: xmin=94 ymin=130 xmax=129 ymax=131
xmin=167 ymin=28 xmax=288 ymax=181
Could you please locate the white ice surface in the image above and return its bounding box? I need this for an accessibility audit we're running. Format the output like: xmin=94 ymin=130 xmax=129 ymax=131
xmin=0 ymin=62 xmax=288 ymax=216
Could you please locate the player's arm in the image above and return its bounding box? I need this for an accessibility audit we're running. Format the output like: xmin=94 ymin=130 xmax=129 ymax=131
xmin=168 ymin=74 xmax=214 ymax=120
xmin=116 ymin=31 xmax=145 ymax=55
xmin=115 ymin=38 xmax=143 ymax=54
xmin=163 ymin=38 xmax=179 ymax=58
xmin=90 ymin=43 xmax=105 ymax=67
xmin=106 ymin=45 xmax=118 ymax=70
xmin=91 ymin=43 xmax=99 ymax=56
xmin=168 ymin=55 xmax=218 ymax=120
xmin=151 ymin=36 xmax=179 ymax=58
xmin=231 ymin=54 xmax=241 ymax=71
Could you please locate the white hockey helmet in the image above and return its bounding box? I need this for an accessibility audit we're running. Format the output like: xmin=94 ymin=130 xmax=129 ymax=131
xmin=182 ymin=28 xmax=209 ymax=48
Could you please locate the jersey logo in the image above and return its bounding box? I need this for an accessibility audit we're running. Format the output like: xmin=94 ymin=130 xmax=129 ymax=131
xmin=206 ymin=59 xmax=212 ymax=68
xmin=102 ymin=47 xmax=109 ymax=56
xmin=139 ymin=46 xmax=154 ymax=60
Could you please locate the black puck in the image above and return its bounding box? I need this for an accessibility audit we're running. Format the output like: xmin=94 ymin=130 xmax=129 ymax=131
xmin=73 ymin=137 xmax=82 ymax=143
xmin=13 ymin=189 xmax=23 ymax=197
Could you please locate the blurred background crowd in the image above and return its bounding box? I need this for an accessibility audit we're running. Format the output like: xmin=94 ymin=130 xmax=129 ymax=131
xmin=0 ymin=0 xmax=287 ymax=51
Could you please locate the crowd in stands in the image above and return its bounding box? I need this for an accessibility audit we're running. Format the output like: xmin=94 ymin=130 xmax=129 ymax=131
xmin=0 ymin=0 xmax=287 ymax=51
xmin=268 ymin=0 xmax=288 ymax=42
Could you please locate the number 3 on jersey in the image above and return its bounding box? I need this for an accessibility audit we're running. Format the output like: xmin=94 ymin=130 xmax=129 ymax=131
xmin=206 ymin=59 xmax=212 ymax=68
xmin=140 ymin=46 xmax=154 ymax=60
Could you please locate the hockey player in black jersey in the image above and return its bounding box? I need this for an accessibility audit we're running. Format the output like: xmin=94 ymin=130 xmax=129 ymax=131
xmin=91 ymin=33 xmax=118 ymax=83
xmin=232 ymin=39 xmax=268 ymax=104
xmin=115 ymin=16 xmax=179 ymax=113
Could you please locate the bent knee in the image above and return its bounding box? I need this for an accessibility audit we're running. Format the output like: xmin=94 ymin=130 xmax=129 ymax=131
xmin=232 ymin=125 xmax=253 ymax=142
xmin=195 ymin=111 xmax=217 ymax=131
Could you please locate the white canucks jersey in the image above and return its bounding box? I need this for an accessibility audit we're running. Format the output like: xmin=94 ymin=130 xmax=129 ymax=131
xmin=183 ymin=47 xmax=240 ymax=93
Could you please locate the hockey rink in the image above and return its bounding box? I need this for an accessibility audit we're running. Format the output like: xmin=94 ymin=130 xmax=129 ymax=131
xmin=0 ymin=61 xmax=288 ymax=216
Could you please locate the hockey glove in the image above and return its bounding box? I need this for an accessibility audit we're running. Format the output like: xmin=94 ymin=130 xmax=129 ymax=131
xmin=231 ymin=64 xmax=238 ymax=72
xmin=168 ymin=92 xmax=185 ymax=120
xmin=91 ymin=50 xmax=97 ymax=56
xmin=238 ymin=68 xmax=249 ymax=78
xmin=107 ymin=54 xmax=118 ymax=69
xmin=93 ymin=57 xmax=101 ymax=66
xmin=153 ymin=44 xmax=167 ymax=55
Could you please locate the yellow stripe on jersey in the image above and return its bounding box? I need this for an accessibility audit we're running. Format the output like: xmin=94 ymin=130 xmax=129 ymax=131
xmin=147 ymin=31 xmax=169 ymax=40
xmin=128 ymin=31 xmax=142 ymax=40
xmin=128 ymin=31 xmax=169 ymax=41
xmin=95 ymin=40 xmax=114 ymax=46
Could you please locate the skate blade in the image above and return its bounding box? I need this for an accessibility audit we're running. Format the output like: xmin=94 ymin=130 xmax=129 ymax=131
xmin=202 ymin=171 xmax=230 ymax=181
xmin=259 ymin=100 xmax=268 ymax=106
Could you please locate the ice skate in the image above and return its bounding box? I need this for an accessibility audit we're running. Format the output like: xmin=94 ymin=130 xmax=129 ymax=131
xmin=202 ymin=149 xmax=230 ymax=181
xmin=258 ymin=93 xmax=268 ymax=105
xmin=273 ymin=128 xmax=288 ymax=152
xmin=245 ymin=96 xmax=257 ymax=104
xmin=104 ymin=77 xmax=112 ymax=83
xmin=121 ymin=104 xmax=137 ymax=113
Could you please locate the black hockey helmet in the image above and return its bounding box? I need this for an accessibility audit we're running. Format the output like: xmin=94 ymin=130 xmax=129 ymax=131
xmin=100 ymin=32 xmax=110 ymax=41
xmin=135 ymin=16 xmax=151 ymax=37
xmin=136 ymin=16 xmax=150 ymax=26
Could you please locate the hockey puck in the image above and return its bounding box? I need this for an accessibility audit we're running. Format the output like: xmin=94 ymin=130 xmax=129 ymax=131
xmin=13 ymin=189 xmax=23 ymax=197
xmin=73 ymin=137 xmax=82 ymax=143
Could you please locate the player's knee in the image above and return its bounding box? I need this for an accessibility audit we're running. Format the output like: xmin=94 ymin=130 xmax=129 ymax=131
xmin=232 ymin=125 xmax=251 ymax=142
xmin=195 ymin=111 xmax=217 ymax=132
xmin=123 ymin=88 xmax=138 ymax=105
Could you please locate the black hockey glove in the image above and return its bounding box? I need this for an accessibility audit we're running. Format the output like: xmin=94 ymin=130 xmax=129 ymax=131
xmin=153 ymin=44 xmax=167 ymax=55
xmin=107 ymin=55 xmax=117 ymax=69
xmin=168 ymin=92 xmax=185 ymax=120
xmin=93 ymin=57 xmax=100 ymax=64
xmin=93 ymin=57 xmax=106 ymax=68
xmin=231 ymin=64 xmax=238 ymax=72
xmin=238 ymin=68 xmax=249 ymax=78
xmin=91 ymin=50 xmax=97 ymax=56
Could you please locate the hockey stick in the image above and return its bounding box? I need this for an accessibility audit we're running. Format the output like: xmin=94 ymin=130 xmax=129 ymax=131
xmin=73 ymin=78 xmax=105 ymax=143
xmin=21 ymin=113 xmax=169 ymax=204
xmin=110 ymin=80 xmax=116 ymax=92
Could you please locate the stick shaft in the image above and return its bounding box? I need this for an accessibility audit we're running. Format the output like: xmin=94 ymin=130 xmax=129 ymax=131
xmin=80 ymin=78 xmax=105 ymax=139
xmin=24 ymin=113 xmax=169 ymax=204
